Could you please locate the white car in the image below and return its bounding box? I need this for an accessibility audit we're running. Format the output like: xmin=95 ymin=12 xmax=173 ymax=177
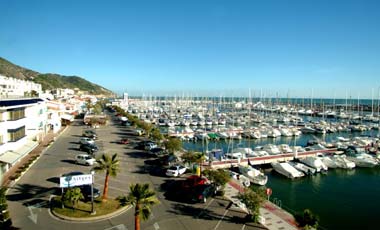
xmin=165 ymin=165 xmax=187 ymax=177
xmin=75 ymin=154 xmax=96 ymax=166
xmin=80 ymin=137 xmax=95 ymax=145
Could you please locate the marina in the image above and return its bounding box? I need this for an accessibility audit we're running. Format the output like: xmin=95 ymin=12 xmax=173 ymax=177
xmin=124 ymin=97 xmax=380 ymax=229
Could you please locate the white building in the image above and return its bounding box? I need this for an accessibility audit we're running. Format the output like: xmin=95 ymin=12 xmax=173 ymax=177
xmin=0 ymin=98 xmax=48 ymax=183
xmin=53 ymin=88 xmax=75 ymax=98
xmin=0 ymin=74 xmax=42 ymax=98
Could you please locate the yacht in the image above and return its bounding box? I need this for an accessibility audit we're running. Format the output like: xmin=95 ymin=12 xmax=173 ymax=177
xmin=317 ymin=154 xmax=339 ymax=169
xmin=346 ymin=153 xmax=378 ymax=168
xmin=263 ymin=144 xmax=281 ymax=155
xmin=299 ymin=156 xmax=328 ymax=172
xmin=267 ymin=128 xmax=281 ymax=138
xmin=279 ymin=144 xmax=293 ymax=153
xmin=250 ymin=130 xmax=261 ymax=139
xmin=332 ymin=155 xmax=356 ymax=169
xmin=289 ymin=161 xmax=316 ymax=175
xmin=229 ymin=171 xmax=251 ymax=187
xmin=280 ymin=128 xmax=293 ymax=137
xmin=237 ymin=165 xmax=268 ymax=186
xmin=271 ymin=162 xmax=305 ymax=179
xmin=300 ymin=126 xmax=316 ymax=134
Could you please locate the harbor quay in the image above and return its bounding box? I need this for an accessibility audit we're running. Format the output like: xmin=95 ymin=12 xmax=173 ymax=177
xmin=205 ymin=149 xmax=338 ymax=169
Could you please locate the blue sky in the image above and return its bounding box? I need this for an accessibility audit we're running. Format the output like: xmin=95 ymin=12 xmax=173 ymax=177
xmin=1 ymin=0 xmax=380 ymax=98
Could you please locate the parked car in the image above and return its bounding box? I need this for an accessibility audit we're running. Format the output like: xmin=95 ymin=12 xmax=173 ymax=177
xmin=119 ymin=138 xmax=129 ymax=144
xmin=82 ymin=130 xmax=97 ymax=139
xmin=80 ymin=137 xmax=95 ymax=145
xmin=136 ymin=141 xmax=156 ymax=150
xmin=165 ymin=165 xmax=187 ymax=177
xmin=148 ymin=147 xmax=166 ymax=157
xmin=181 ymin=175 xmax=209 ymax=189
xmin=61 ymin=171 xmax=100 ymax=200
xmin=134 ymin=129 xmax=145 ymax=136
xmin=144 ymin=142 xmax=158 ymax=151
xmin=189 ymin=184 xmax=217 ymax=203
xmin=80 ymin=185 xmax=101 ymax=200
xmin=165 ymin=179 xmax=216 ymax=203
xmin=158 ymin=154 xmax=179 ymax=166
xmin=75 ymin=154 xmax=96 ymax=166
xmin=79 ymin=143 xmax=99 ymax=154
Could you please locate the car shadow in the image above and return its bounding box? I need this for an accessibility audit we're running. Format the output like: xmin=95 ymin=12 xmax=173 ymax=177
xmin=47 ymin=177 xmax=60 ymax=184
xmin=61 ymin=159 xmax=77 ymax=165
xmin=125 ymin=151 xmax=150 ymax=159
xmin=69 ymin=141 xmax=80 ymax=144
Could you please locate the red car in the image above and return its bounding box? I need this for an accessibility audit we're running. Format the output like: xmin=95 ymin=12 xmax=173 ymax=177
xmin=181 ymin=175 xmax=208 ymax=189
xmin=119 ymin=138 xmax=129 ymax=144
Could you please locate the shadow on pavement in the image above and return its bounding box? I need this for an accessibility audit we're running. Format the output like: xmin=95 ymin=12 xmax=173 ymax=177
xmin=126 ymin=151 xmax=150 ymax=159
xmin=61 ymin=159 xmax=77 ymax=165
xmin=6 ymin=183 xmax=59 ymax=203
xmin=46 ymin=177 xmax=60 ymax=184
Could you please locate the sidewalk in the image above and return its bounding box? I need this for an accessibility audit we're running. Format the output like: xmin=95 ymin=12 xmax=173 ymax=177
xmin=1 ymin=128 xmax=65 ymax=187
xmin=224 ymin=180 xmax=299 ymax=230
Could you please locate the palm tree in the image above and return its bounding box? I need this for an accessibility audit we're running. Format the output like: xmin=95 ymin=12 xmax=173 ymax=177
xmin=63 ymin=187 xmax=84 ymax=209
xmin=120 ymin=183 xmax=159 ymax=230
xmin=93 ymin=153 xmax=120 ymax=201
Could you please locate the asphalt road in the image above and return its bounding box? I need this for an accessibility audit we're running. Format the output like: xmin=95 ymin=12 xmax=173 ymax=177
xmin=7 ymin=113 xmax=263 ymax=230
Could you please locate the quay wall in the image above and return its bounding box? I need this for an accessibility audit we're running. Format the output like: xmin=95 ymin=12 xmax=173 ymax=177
xmin=205 ymin=149 xmax=337 ymax=169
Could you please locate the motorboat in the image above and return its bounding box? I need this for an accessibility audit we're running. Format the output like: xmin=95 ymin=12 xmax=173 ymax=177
xmin=250 ymin=130 xmax=261 ymax=139
xmin=345 ymin=153 xmax=378 ymax=168
xmin=280 ymin=128 xmax=293 ymax=137
xmin=271 ymin=162 xmax=305 ymax=179
xmin=300 ymin=126 xmax=316 ymax=134
xmin=263 ymin=144 xmax=281 ymax=155
xmin=289 ymin=161 xmax=316 ymax=175
xmin=317 ymin=153 xmax=339 ymax=169
xmin=235 ymin=148 xmax=254 ymax=158
xmin=267 ymin=128 xmax=281 ymax=138
xmin=237 ymin=165 xmax=268 ymax=186
xmin=229 ymin=171 xmax=251 ymax=187
xmin=279 ymin=144 xmax=293 ymax=153
xmin=299 ymin=156 xmax=328 ymax=172
xmin=332 ymin=155 xmax=356 ymax=169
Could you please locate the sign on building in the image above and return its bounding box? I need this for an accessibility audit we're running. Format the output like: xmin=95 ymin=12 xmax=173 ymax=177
xmin=59 ymin=174 xmax=93 ymax=188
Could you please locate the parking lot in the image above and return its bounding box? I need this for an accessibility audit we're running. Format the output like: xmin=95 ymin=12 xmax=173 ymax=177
xmin=6 ymin=112 xmax=265 ymax=230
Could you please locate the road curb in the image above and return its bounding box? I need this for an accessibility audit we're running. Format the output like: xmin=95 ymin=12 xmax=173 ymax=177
xmin=49 ymin=197 xmax=132 ymax=223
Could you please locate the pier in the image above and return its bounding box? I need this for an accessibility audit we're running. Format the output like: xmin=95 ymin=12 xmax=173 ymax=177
xmin=206 ymin=149 xmax=338 ymax=169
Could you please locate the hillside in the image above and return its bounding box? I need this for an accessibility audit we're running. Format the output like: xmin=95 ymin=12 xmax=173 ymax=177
xmin=0 ymin=57 xmax=113 ymax=95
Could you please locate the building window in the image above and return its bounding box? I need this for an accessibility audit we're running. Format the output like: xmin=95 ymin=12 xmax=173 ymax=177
xmin=8 ymin=108 xmax=25 ymax=121
xmin=8 ymin=126 xmax=25 ymax=142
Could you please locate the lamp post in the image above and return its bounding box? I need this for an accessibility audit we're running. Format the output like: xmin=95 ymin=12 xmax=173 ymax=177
xmin=91 ymin=170 xmax=96 ymax=215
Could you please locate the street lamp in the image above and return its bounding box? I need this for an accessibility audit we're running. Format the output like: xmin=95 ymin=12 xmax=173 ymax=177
xmin=91 ymin=170 xmax=96 ymax=215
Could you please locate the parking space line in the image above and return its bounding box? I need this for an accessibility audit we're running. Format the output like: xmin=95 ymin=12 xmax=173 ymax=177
xmin=213 ymin=209 xmax=228 ymax=230
xmin=196 ymin=198 xmax=214 ymax=219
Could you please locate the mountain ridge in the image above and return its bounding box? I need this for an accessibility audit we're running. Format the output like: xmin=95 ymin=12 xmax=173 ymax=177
xmin=0 ymin=57 xmax=113 ymax=95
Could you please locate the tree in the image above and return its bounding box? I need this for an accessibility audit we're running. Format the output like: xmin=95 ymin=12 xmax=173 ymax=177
xmin=118 ymin=183 xmax=159 ymax=230
xmin=180 ymin=151 xmax=205 ymax=175
xmin=295 ymin=209 xmax=319 ymax=229
xmin=139 ymin=122 xmax=153 ymax=138
xmin=0 ymin=187 xmax=12 ymax=229
xmin=93 ymin=153 xmax=120 ymax=201
xmin=203 ymin=169 xmax=230 ymax=188
xmin=150 ymin=128 xmax=163 ymax=142
xmin=164 ymin=138 xmax=182 ymax=154
xmin=63 ymin=187 xmax=84 ymax=209
xmin=237 ymin=188 xmax=266 ymax=223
